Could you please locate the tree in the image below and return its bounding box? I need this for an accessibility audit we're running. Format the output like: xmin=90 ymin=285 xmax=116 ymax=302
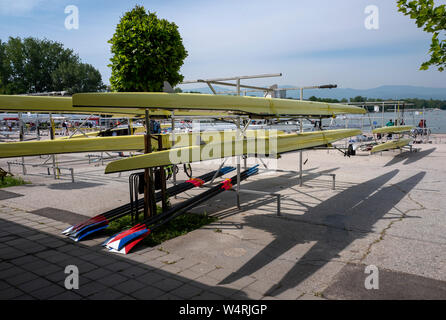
xmin=52 ymin=61 xmax=105 ymax=94
xmin=108 ymin=6 xmax=188 ymax=92
xmin=0 ymin=37 xmax=104 ymax=94
xmin=397 ymin=0 xmax=446 ymax=71
xmin=350 ymin=96 xmax=367 ymax=102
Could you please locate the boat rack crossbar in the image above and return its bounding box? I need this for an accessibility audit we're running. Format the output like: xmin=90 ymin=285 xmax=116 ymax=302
xmin=7 ymin=161 xmax=75 ymax=182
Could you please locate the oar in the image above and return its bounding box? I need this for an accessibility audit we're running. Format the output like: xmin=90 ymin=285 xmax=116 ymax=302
xmin=65 ymin=167 xmax=236 ymax=240
xmin=105 ymin=166 xmax=259 ymax=254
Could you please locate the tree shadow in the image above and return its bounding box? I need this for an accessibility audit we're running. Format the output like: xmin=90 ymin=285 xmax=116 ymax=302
xmin=384 ymin=148 xmax=436 ymax=167
xmin=220 ymin=169 xmax=426 ymax=297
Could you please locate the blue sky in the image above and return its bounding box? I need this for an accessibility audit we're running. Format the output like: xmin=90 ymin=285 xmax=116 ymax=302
xmin=0 ymin=0 xmax=445 ymax=89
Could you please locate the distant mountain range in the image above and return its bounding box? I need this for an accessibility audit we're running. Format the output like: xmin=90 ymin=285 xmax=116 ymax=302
xmin=182 ymin=85 xmax=446 ymax=100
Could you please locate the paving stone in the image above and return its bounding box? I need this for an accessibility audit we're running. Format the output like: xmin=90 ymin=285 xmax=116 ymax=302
xmin=36 ymin=239 xmax=66 ymax=249
xmin=44 ymin=252 xmax=72 ymax=263
xmin=128 ymin=254 xmax=152 ymax=264
xmin=113 ymin=279 xmax=146 ymax=294
xmin=154 ymin=293 xmax=182 ymax=300
xmin=157 ymin=253 xmax=183 ymax=264
xmin=0 ymin=235 xmax=18 ymax=242
xmin=137 ymin=271 xmax=165 ymax=285
xmin=160 ymin=264 xmax=182 ymax=274
xmin=14 ymin=294 xmax=35 ymax=300
xmin=170 ymin=283 xmax=203 ymax=299
xmin=76 ymin=281 xmax=107 ymax=298
xmin=219 ymin=276 xmax=257 ymax=291
xmin=49 ymin=290 xmax=82 ymax=300
xmin=83 ymin=267 xmax=113 ymax=281
xmin=46 ymin=270 xmax=70 ymax=284
xmin=21 ymin=259 xmax=51 ymax=272
xmin=189 ymin=263 xmax=216 ymax=275
xmin=29 ymin=285 xmax=66 ymax=300
xmin=191 ymin=291 xmax=225 ymax=300
xmin=244 ymin=279 xmax=279 ymax=295
xmin=170 ymin=258 xmax=199 ymax=270
xmin=97 ymin=273 xmax=128 ymax=287
xmin=117 ymin=266 xmax=148 ymax=278
xmin=194 ymin=275 xmax=220 ymax=288
xmin=144 ymin=259 xmax=165 ymax=269
xmin=1 ymin=266 xmax=26 ymax=279
xmin=236 ymin=289 xmax=263 ymax=300
xmin=0 ymin=287 xmax=24 ymax=299
xmin=104 ymin=261 xmax=132 ymax=272
xmin=139 ymin=249 xmax=168 ymax=260
xmin=131 ymin=286 xmax=165 ymax=300
xmin=207 ymin=268 xmax=235 ymax=281
xmin=10 ymin=254 xmax=39 ymax=266
xmin=18 ymin=277 xmax=53 ymax=293
xmin=0 ymin=247 xmax=26 ymax=259
xmin=88 ymin=288 xmax=124 ymax=300
xmin=177 ymin=269 xmax=202 ymax=281
xmin=33 ymin=264 xmax=63 ymax=277
xmin=0 ymin=262 xmax=14 ymax=271
xmin=5 ymin=271 xmax=39 ymax=286
xmin=152 ymin=278 xmax=184 ymax=292
xmin=21 ymin=244 xmax=47 ymax=255
xmin=208 ymin=285 xmax=239 ymax=298
xmin=0 ymin=281 xmax=10 ymax=290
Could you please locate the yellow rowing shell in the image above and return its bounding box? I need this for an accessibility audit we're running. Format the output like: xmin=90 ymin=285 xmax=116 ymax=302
xmin=0 ymin=130 xmax=282 ymax=158
xmin=105 ymin=129 xmax=361 ymax=174
xmin=0 ymin=95 xmax=231 ymax=118
xmin=371 ymin=138 xmax=411 ymax=153
xmin=73 ymin=93 xmax=366 ymax=117
xmin=372 ymin=126 xmax=413 ymax=135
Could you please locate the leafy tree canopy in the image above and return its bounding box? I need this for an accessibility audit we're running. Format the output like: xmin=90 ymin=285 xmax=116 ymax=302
xmin=397 ymin=0 xmax=446 ymax=71
xmin=0 ymin=37 xmax=104 ymax=94
xmin=108 ymin=5 xmax=188 ymax=92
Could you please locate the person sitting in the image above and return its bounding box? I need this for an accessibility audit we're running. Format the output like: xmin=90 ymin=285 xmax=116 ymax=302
xmin=386 ymin=119 xmax=394 ymax=127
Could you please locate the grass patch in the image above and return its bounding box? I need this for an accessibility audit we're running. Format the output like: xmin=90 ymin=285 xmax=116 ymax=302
xmin=0 ymin=176 xmax=30 ymax=189
xmin=106 ymin=209 xmax=217 ymax=247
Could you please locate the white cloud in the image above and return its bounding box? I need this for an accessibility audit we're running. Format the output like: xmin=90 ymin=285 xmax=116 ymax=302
xmin=0 ymin=0 xmax=42 ymax=16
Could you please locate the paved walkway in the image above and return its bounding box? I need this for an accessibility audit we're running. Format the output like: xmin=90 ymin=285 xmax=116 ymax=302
xmin=1 ymin=141 xmax=446 ymax=300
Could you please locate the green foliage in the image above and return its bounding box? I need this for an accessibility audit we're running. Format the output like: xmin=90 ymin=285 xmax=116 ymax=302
xmin=52 ymin=61 xmax=105 ymax=94
xmin=108 ymin=6 xmax=188 ymax=92
xmin=0 ymin=176 xmax=30 ymax=188
xmin=308 ymin=95 xmax=446 ymax=110
xmin=350 ymin=96 xmax=368 ymax=102
xmin=308 ymin=95 xmax=341 ymax=103
xmin=397 ymin=0 xmax=446 ymax=71
xmin=106 ymin=211 xmax=217 ymax=247
xmin=0 ymin=37 xmax=104 ymax=94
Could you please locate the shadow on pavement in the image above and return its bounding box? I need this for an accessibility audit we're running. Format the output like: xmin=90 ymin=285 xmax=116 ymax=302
xmin=220 ymin=169 xmax=426 ymax=296
xmin=384 ymin=148 xmax=436 ymax=167
xmin=0 ymin=218 xmax=244 ymax=300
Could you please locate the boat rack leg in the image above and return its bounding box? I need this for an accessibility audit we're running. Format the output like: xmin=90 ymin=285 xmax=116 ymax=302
xmin=229 ymin=188 xmax=281 ymax=216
